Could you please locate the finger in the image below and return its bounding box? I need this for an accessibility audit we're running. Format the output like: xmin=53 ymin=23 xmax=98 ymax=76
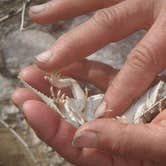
xmin=73 ymin=118 xmax=166 ymax=162
xmin=35 ymin=0 xmax=152 ymax=71
xmin=20 ymin=60 xmax=117 ymax=93
xmin=29 ymin=0 xmax=123 ymax=24
xmin=19 ymin=65 xmax=52 ymax=96
xmin=11 ymin=88 xmax=130 ymax=165
xmin=19 ymin=65 xmax=74 ymax=97
xmin=22 ymin=100 xmax=113 ymax=166
xmin=11 ymin=88 xmax=41 ymax=107
xmin=96 ymin=12 xmax=166 ymax=117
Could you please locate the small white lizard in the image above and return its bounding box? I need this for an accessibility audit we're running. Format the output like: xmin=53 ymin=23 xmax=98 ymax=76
xmin=19 ymin=73 xmax=166 ymax=127
xmin=19 ymin=73 xmax=98 ymax=127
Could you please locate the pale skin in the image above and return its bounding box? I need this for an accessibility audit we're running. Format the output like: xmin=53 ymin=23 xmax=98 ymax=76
xmin=12 ymin=0 xmax=166 ymax=165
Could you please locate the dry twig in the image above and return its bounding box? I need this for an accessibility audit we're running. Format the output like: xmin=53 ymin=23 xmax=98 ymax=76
xmin=0 ymin=0 xmax=31 ymax=31
xmin=20 ymin=0 xmax=31 ymax=31
xmin=0 ymin=8 xmax=22 ymax=23
xmin=0 ymin=119 xmax=38 ymax=164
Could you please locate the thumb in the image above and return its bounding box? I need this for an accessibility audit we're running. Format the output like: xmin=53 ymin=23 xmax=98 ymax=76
xmin=72 ymin=118 xmax=166 ymax=162
xmin=95 ymin=14 xmax=166 ymax=117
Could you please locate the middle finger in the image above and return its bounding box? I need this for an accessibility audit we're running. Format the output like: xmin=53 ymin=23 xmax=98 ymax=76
xmin=29 ymin=0 xmax=124 ymax=24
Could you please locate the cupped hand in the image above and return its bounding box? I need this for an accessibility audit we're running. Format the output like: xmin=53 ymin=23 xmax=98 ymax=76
xmin=12 ymin=65 xmax=166 ymax=165
xmin=12 ymin=0 xmax=166 ymax=165
xmin=30 ymin=0 xmax=166 ymax=117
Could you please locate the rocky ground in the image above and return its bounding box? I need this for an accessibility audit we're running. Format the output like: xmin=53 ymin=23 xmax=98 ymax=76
xmin=0 ymin=0 xmax=145 ymax=166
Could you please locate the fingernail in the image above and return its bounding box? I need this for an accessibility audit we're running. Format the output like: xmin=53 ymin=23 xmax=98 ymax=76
xmin=72 ymin=130 xmax=98 ymax=148
xmin=95 ymin=101 xmax=107 ymax=118
xmin=35 ymin=50 xmax=52 ymax=63
xmin=30 ymin=4 xmax=47 ymax=14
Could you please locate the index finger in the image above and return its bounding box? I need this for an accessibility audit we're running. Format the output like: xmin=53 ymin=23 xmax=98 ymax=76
xmin=35 ymin=0 xmax=151 ymax=71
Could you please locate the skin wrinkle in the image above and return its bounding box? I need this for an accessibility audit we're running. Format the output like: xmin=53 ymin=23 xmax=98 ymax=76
xmin=112 ymin=123 xmax=135 ymax=156
xmin=127 ymin=46 xmax=158 ymax=73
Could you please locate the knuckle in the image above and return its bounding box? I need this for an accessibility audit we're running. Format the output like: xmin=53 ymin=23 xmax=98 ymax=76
xmin=111 ymin=138 xmax=122 ymax=155
xmin=92 ymin=7 xmax=120 ymax=30
xmin=111 ymin=124 xmax=136 ymax=156
xmin=127 ymin=44 xmax=159 ymax=73
xmin=110 ymin=124 xmax=130 ymax=156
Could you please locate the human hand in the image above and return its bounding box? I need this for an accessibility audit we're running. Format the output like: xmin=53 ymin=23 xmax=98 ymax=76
xmin=13 ymin=0 xmax=166 ymax=165
xmin=12 ymin=66 xmax=166 ymax=165
xmin=30 ymin=0 xmax=166 ymax=117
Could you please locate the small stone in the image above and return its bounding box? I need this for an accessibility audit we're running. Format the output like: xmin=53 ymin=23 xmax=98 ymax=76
xmin=0 ymin=74 xmax=14 ymax=101
xmin=2 ymin=30 xmax=55 ymax=76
